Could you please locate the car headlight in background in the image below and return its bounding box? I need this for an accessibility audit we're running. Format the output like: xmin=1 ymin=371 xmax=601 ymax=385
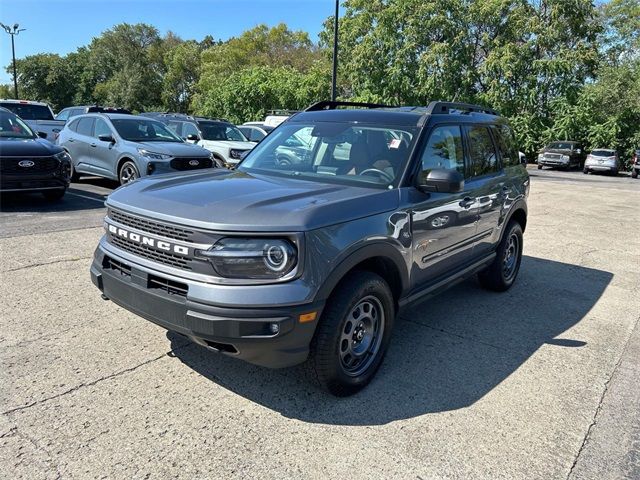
xmin=198 ymin=238 xmax=297 ymax=279
xmin=561 ymin=155 xmax=570 ymax=161
xmin=137 ymin=148 xmax=172 ymax=160
xmin=538 ymin=154 xmax=544 ymax=161
xmin=54 ymin=151 xmax=72 ymax=163
xmin=229 ymin=149 xmax=248 ymax=161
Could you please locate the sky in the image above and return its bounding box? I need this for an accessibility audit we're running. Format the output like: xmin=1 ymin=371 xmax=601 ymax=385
xmin=0 ymin=0 xmax=340 ymax=84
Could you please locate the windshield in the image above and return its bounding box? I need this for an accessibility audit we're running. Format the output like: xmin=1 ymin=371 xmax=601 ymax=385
xmin=0 ymin=110 xmax=36 ymax=138
xmin=0 ymin=103 xmax=54 ymax=121
xmin=238 ymin=122 xmax=418 ymax=188
xmin=548 ymin=142 xmax=575 ymax=150
xmin=200 ymin=122 xmax=247 ymax=141
xmin=591 ymin=150 xmax=615 ymax=157
xmin=111 ymin=118 xmax=183 ymax=143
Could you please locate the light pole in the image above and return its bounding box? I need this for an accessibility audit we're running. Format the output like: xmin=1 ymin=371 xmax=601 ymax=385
xmin=0 ymin=23 xmax=26 ymax=98
xmin=331 ymin=0 xmax=339 ymax=101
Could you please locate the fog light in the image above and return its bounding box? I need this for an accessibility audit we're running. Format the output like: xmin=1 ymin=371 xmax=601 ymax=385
xmin=269 ymin=323 xmax=280 ymax=335
xmin=147 ymin=162 xmax=155 ymax=174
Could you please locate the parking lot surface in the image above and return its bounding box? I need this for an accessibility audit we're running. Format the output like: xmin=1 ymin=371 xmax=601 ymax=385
xmin=1 ymin=168 xmax=639 ymax=479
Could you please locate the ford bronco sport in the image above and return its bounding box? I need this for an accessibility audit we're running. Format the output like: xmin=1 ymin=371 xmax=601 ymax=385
xmin=91 ymin=101 xmax=529 ymax=396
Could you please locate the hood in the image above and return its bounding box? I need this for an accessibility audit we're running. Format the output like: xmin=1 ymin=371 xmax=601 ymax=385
xmin=106 ymin=170 xmax=398 ymax=232
xmin=131 ymin=141 xmax=211 ymax=157
xmin=199 ymin=140 xmax=255 ymax=151
xmin=0 ymin=137 xmax=63 ymax=157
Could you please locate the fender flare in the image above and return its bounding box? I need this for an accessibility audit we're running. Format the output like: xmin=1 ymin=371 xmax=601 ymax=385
xmin=314 ymin=242 xmax=410 ymax=303
xmin=500 ymin=198 xmax=528 ymax=242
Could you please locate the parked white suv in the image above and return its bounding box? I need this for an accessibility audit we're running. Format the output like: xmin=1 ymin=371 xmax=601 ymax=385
xmin=150 ymin=114 xmax=255 ymax=168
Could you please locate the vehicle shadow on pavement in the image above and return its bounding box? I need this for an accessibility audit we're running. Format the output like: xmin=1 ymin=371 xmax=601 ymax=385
xmin=168 ymin=255 xmax=612 ymax=426
xmin=0 ymin=177 xmax=116 ymax=213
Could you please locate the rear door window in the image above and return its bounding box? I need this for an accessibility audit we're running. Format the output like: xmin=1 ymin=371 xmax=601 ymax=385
xmin=76 ymin=118 xmax=95 ymax=137
xmin=466 ymin=125 xmax=498 ymax=176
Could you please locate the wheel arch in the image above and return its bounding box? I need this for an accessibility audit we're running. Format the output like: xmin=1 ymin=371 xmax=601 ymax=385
xmin=314 ymin=243 xmax=409 ymax=310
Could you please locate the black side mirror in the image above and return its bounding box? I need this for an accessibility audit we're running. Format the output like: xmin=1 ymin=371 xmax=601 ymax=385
xmin=418 ymin=169 xmax=465 ymax=193
xmin=37 ymin=131 xmax=47 ymax=139
xmin=186 ymin=134 xmax=200 ymax=142
xmin=98 ymin=134 xmax=115 ymax=143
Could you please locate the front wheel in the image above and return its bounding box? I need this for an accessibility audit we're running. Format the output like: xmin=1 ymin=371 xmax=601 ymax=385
xmin=583 ymin=169 xmax=589 ymax=174
xmin=632 ymin=170 xmax=638 ymax=179
xmin=537 ymin=164 xmax=543 ymax=170
xmin=478 ymin=221 xmax=523 ymax=292
xmin=119 ymin=161 xmax=140 ymax=185
xmin=306 ymin=271 xmax=394 ymax=396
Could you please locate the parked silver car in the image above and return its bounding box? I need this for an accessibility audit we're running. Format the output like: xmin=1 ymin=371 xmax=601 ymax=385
xmin=583 ymin=149 xmax=619 ymax=175
xmin=57 ymin=114 xmax=216 ymax=185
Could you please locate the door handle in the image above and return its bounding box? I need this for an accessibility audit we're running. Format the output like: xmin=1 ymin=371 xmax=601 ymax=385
xmin=90 ymin=143 xmax=97 ymax=148
xmin=68 ymin=138 xmax=75 ymax=143
xmin=458 ymin=197 xmax=475 ymax=209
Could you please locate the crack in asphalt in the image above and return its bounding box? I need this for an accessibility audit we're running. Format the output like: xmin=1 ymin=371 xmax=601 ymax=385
xmin=400 ymin=316 xmax=512 ymax=353
xmin=3 ymin=256 xmax=93 ymax=273
xmin=566 ymin=312 xmax=640 ymax=479
xmin=1 ymin=345 xmax=188 ymax=416
xmin=13 ymin=426 xmax=64 ymax=480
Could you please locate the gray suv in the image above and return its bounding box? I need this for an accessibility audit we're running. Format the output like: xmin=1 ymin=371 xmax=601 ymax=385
xmin=90 ymin=101 xmax=529 ymax=396
xmin=58 ymin=114 xmax=216 ymax=185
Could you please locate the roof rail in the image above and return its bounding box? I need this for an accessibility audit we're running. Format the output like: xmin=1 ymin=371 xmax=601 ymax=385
xmin=305 ymin=101 xmax=395 ymax=112
xmin=425 ymin=101 xmax=498 ymax=116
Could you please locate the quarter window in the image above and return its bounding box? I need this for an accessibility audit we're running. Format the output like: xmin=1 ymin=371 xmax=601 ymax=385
xmin=492 ymin=125 xmax=519 ymax=167
xmin=419 ymin=125 xmax=465 ymax=177
xmin=467 ymin=126 xmax=498 ymax=176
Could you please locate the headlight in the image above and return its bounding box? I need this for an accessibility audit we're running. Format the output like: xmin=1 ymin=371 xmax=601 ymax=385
xmin=561 ymin=154 xmax=569 ymax=161
xmin=538 ymin=154 xmax=544 ymax=160
xmin=229 ymin=149 xmax=247 ymax=160
xmin=54 ymin=151 xmax=71 ymax=163
xmin=199 ymin=238 xmax=297 ymax=279
xmin=137 ymin=148 xmax=172 ymax=160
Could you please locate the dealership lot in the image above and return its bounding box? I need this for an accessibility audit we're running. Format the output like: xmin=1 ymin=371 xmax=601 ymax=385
xmin=1 ymin=168 xmax=639 ymax=479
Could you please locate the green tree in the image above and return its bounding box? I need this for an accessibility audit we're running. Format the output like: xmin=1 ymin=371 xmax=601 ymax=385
xmin=8 ymin=53 xmax=79 ymax=110
xmin=162 ymin=41 xmax=201 ymax=113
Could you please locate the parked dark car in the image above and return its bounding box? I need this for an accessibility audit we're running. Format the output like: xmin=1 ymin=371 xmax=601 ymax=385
xmin=537 ymin=141 xmax=586 ymax=170
xmin=631 ymin=150 xmax=640 ymax=179
xmin=55 ymin=106 xmax=131 ymax=122
xmin=90 ymin=101 xmax=529 ymax=396
xmin=0 ymin=107 xmax=71 ymax=200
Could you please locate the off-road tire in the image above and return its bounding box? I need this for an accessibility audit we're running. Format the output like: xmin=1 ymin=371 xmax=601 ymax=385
xmin=478 ymin=221 xmax=523 ymax=292
xmin=306 ymin=271 xmax=395 ymax=396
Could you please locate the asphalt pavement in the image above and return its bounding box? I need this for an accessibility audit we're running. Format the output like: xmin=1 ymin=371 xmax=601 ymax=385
xmin=1 ymin=167 xmax=639 ymax=479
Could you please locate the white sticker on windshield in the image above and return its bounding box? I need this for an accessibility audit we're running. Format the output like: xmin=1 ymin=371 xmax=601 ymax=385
xmin=389 ymin=139 xmax=401 ymax=149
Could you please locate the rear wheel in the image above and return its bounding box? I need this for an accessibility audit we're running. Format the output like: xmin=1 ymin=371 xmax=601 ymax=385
xmin=478 ymin=221 xmax=523 ymax=292
xmin=119 ymin=161 xmax=139 ymax=185
xmin=42 ymin=188 xmax=66 ymax=201
xmin=306 ymin=271 xmax=394 ymax=396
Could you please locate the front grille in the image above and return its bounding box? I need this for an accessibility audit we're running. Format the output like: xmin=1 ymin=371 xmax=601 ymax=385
xmin=170 ymin=157 xmax=213 ymax=171
xmin=108 ymin=208 xmax=195 ymax=242
xmin=110 ymin=236 xmax=192 ymax=270
xmin=0 ymin=156 xmax=59 ymax=174
xmin=544 ymin=153 xmax=562 ymax=160
xmin=148 ymin=274 xmax=188 ymax=297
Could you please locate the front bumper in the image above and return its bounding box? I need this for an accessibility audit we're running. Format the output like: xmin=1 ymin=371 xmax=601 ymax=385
xmin=584 ymin=163 xmax=617 ymax=172
xmin=539 ymin=158 xmax=570 ymax=167
xmin=90 ymin=246 xmax=323 ymax=368
xmin=0 ymin=169 xmax=70 ymax=193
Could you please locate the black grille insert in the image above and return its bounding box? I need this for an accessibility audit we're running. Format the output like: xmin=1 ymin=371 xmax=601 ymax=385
xmin=108 ymin=208 xmax=195 ymax=242
xmin=170 ymin=157 xmax=213 ymax=171
xmin=110 ymin=236 xmax=192 ymax=270
xmin=103 ymin=256 xmax=132 ymax=278
xmin=0 ymin=156 xmax=59 ymax=174
xmin=148 ymin=274 xmax=188 ymax=297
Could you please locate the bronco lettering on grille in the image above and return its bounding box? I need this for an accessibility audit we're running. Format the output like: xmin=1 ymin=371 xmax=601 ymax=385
xmin=107 ymin=224 xmax=189 ymax=255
